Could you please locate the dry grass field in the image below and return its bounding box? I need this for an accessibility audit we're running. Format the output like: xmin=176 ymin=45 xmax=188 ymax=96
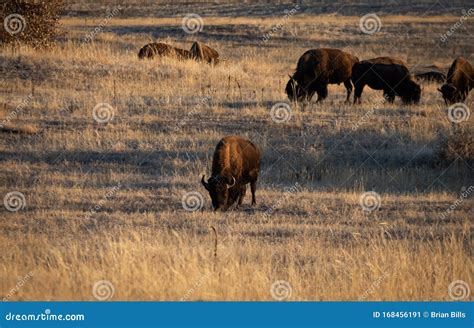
xmin=0 ymin=1 xmax=473 ymax=301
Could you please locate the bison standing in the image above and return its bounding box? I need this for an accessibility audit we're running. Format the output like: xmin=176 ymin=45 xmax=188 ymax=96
xmin=201 ymin=136 xmax=261 ymax=211
xmin=285 ymin=48 xmax=359 ymax=103
xmin=138 ymin=42 xmax=191 ymax=60
xmin=351 ymin=57 xmax=421 ymax=104
xmin=438 ymin=56 xmax=474 ymax=104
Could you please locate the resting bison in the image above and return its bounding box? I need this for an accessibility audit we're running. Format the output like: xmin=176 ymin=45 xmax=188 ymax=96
xmin=438 ymin=57 xmax=474 ymax=104
xmin=285 ymin=48 xmax=359 ymax=102
xmin=201 ymin=136 xmax=260 ymax=211
xmin=415 ymin=71 xmax=446 ymax=83
xmin=413 ymin=64 xmax=446 ymax=83
xmin=351 ymin=57 xmax=421 ymax=104
xmin=138 ymin=42 xmax=191 ymax=60
xmin=190 ymin=41 xmax=220 ymax=65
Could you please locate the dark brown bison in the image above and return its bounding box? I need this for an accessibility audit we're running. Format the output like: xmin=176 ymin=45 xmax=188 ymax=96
xmin=438 ymin=57 xmax=474 ymax=104
xmin=415 ymin=71 xmax=446 ymax=83
xmin=412 ymin=64 xmax=446 ymax=83
xmin=285 ymin=48 xmax=359 ymax=103
xmin=190 ymin=41 xmax=220 ymax=65
xmin=138 ymin=42 xmax=191 ymax=60
xmin=371 ymin=57 xmax=407 ymax=66
xmin=351 ymin=57 xmax=421 ymax=104
xmin=201 ymin=136 xmax=260 ymax=211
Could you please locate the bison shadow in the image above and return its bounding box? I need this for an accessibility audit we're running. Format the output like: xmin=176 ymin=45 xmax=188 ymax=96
xmin=256 ymin=128 xmax=472 ymax=194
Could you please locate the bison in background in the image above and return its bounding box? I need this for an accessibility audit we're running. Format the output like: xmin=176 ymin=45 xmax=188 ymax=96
xmin=138 ymin=42 xmax=191 ymax=60
xmin=438 ymin=56 xmax=474 ymax=104
xmin=190 ymin=41 xmax=220 ymax=65
xmin=351 ymin=57 xmax=421 ymax=104
xmin=415 ymin=71 xmax=446 ymax=83
xmin=201 ymin=136 xmax=261 ymax=211
xmin=413 ymin=64 xmax=446 ymax=83
xmin=286 ymin=48 xmax=359 ymax=103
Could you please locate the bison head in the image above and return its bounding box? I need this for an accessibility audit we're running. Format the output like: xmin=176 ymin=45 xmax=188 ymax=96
xmin=201 ymin=175 xmax=236 ymax=211
xmin=438 ymin=84 xmax=457 ymax=105
xmin=285 ymin=76 xmax=305 ymax=102
xmin=400 ymin=80 xmax=421 ymax=104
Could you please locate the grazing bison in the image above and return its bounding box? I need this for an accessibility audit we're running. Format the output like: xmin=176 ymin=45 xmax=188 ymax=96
xmin=201 ymin=136 xmax=261 ymax=211
xmin=285 ymin=48 xmax=359 ymax=103
xmin=369 ymin=57 xmax=407 ymax=66
xmin=138 ymin=42 xmax=191 ymax=60
xmin=190 ymin=41 xmax=220 ymax=65
xmin=438 ymin=56 xmax=474 ymax=104
xmin=351 ymin=57 xmax=421 ymax=104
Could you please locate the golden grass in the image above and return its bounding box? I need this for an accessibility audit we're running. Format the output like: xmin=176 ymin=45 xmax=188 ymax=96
xmin=0 ymin=14 xmax=472 ymax=301
xmin=62 ymin=15 xmax=466 ymax=28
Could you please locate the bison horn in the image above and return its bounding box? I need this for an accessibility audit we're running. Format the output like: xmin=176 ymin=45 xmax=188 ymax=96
xmin=226 ymin=176 xmax=236 ymax=189
xmin=437 ymin=88 xmax=442 ymax=93
xmin=201 ymin=175 xmax=209 ymax=190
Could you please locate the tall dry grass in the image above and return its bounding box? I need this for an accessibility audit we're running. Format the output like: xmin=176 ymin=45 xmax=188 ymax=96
xmin=0 ymin=12 xmax=472 ymax=301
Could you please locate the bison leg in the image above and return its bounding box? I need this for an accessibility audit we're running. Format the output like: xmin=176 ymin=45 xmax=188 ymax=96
xmin=344 ymin=80 xmax=353 ymax=103
xmin=460 ymin=89 xmax=468 ymax=102
xmin=384 ymin=90 xmax=395 ymax=103
xmin=316 ymin=84 xmax=328 ymax=102
xmin=250 ymin=182 xmax=257 ymax=205
xmin=238 ymin=186 xmax=247 ymax=206
xmin=306 ymin=90 xmax=316 ymax=102
xmin=248 ymin=168 xmax=259 ymax=206
xmin=353 ymin=84 xmax=364 ymax=104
